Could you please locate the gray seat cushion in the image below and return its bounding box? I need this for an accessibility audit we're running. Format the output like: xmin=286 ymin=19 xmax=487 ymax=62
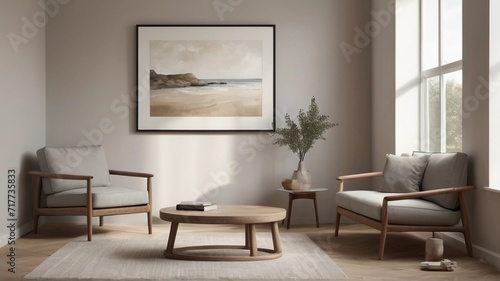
xmin=46 ymin=186 xmax=149 ymax=208
xmin=336 ymin=190 xmax=461 ymax=226
xmin=415 ymin=152 xmax=468 ymax=210
xmin=37 ymin=145 xmax=112 ymax=194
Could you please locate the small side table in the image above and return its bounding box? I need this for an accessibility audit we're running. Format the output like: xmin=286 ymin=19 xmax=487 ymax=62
xmin=278 ymin=188 xmax=328 ymax=229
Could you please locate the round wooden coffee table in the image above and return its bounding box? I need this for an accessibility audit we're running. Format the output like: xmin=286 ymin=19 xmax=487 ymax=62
xmin=159 ymin=205 xmax=286 ymax=261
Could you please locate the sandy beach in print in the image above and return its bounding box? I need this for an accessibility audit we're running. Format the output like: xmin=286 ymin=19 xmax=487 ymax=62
xmin=150 ymin=79 xmax=262 ymax=117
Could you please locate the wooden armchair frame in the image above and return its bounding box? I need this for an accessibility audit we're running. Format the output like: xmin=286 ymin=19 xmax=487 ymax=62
xmin=30 ymin=169 xmax=153 ymax=241
xmin=335 ymin=172 xmax=475 ymax=260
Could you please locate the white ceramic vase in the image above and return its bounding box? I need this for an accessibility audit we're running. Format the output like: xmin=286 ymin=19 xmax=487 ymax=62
xmin=291 ymin=161 xmax=312 ymax=190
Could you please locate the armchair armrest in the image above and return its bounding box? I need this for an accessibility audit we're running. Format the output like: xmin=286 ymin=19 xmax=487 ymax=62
xmin=109 ymin=170 xmax=153 ymax=196
xmin=337 ymin=172 xmax=383 ymax=181
xmin=380 ymin=185 xmax=476 ymax=226
xmin=337 ymin=172 xmax=383 ymax=191
xmin=383 ymin=185 xmax=476 ymax=202
xmin=109 ymin=170 xmax=154 ymax=178
xmin=29 ymin=170 xmax=93 ymax=180
xmin=29 ymin=170 xmax=94 ymax=210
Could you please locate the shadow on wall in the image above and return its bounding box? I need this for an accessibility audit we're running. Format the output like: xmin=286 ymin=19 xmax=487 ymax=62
xmin=19 ymin=152 xmax=39 ymax=231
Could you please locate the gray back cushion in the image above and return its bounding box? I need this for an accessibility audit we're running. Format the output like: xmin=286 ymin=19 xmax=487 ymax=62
xmin=417 ymin=152 xmax=468 ymax=210
xmin=37 ymin=145 xmax=112 ymax=194
xmin=379 ymin=154 xmax=430 ymax=193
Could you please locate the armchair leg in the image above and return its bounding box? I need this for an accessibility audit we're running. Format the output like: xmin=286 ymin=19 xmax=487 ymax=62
xmin=33 ymin=214 xmax=39 ymax=234
xmin=147 ymin=211 xmax=153 ymax=234
xmin=459 ymin=192 xmax=473 ymax=257
xmin=33 ymin=176 xmax=42 ymax=235
xmin=463 ymin=230 xmax=473 ymax=257
xmin=335 ymin=211 xmax=341 ymax=237
xmin=379 ymin=211 xmax=389 ymax=260
xmin=99 ymin=216 xmax=104 ymax=227
xmin=379 ymin=230 xmax=388 ymax=260
xmin=87 ymin=214 xmax=92 ymax=241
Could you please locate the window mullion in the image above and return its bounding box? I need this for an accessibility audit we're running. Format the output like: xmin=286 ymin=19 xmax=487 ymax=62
xmin=441 ymin=73 xmax=446 ymax=152
xmin=438 ymin=0 xmax=443 ymax=67
xmin=439 ymin=0 xmax=446 ymax=152
xmin=419 ymin=0 xmax=425 ymax=151
xmin=421 ymin=79 xmax=430 ymax=152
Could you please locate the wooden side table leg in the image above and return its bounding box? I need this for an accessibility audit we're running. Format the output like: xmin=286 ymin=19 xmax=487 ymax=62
xmin=313 ymin=193 xmax=320 ymax=228
xmin=165 ymin=222 xmax=179 ymax=254
xmin=271 ymin=221 xmax=282 ymax=254
xmin=287 ymin=193 xmax=294 ymax=229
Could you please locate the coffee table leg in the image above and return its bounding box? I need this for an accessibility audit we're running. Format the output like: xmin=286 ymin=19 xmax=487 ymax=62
xmin=271 ymin=221 xmax=282 ymax=253
xmin=244 ymin=224 xmax=250 ymax=249
xmin=166 ymin=222 xmax=179 ymax=254
xmin=247 ymin=224 xmax=257 ymax=256
xmin=164 ymin=222 xmax=283 ymax=261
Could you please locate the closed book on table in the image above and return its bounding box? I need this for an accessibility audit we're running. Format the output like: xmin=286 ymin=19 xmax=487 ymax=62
xmin=176 ymin=202 xmax=217 ymax=211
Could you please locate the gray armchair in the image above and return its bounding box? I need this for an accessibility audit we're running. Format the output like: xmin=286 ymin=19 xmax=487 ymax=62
xmin=335 ymin=152 xmax=475 ymax=259
xmin=30 ymin=145 xmax=153 ymax=241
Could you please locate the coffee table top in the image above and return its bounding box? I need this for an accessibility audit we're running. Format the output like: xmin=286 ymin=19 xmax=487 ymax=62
xmin=278 ymin=188 xmax=328 ymax=193
xmin=160 ymin=205 xmax=286 ymax=224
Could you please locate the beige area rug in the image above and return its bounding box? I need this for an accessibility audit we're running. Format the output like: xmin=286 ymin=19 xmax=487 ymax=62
xmin=24 ymin=232 xmax=347 ymax=280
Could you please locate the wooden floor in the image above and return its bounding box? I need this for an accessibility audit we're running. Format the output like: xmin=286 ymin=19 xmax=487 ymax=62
xmin=1 ymin=222 xmax=499 ymax=280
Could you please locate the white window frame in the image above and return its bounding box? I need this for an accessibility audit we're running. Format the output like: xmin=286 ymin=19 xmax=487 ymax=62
xmin=488 ymin=0 xmax=500 ymax=192
xmin=419 ymin=0 xmax=463 ymax=152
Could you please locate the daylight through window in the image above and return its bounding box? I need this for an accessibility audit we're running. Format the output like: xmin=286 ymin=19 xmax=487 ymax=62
xmin=420 ymin=0 xmax=462 ymax=152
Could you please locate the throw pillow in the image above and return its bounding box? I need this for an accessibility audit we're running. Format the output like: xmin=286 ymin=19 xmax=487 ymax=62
xmin=380 ymin=154 xmax=430 ymax=193
xmin=418 ymin=152 xmax=468 ymax=209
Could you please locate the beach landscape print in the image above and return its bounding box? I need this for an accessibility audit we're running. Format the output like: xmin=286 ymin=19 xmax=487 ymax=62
xmin=150 ymin=40 xmax=262 ymax=117
xmin=137 ymin=25 xmax=275 ymax=131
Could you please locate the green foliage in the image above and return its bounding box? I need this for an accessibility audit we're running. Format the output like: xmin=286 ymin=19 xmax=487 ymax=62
xmin=271 ymin=97 xmax=338 ymax=162
xmin=426 ymin=76 xmax=462 ymax=152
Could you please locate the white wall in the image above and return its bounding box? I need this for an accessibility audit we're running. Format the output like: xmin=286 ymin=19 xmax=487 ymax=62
xmin=372 ymin=0 xmax=396 ymax=169
xmin=44 ymin=0 xmax=373 ymax=226
xmin=0 ymin=0 xmax=46 ymax=246
xmin=394 ymin=0 xmax=420 ymax=155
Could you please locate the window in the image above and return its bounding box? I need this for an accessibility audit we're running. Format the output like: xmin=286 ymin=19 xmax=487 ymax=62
xmin=420 ymin=0 xmax=462 ymax=152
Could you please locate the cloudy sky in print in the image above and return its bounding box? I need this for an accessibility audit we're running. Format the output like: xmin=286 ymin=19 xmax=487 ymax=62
xmin=150 ymin=40 xmax=262 ymax=80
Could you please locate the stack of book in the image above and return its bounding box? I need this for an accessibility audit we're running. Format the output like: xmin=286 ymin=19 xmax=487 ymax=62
xmin=176 ymin=201 xmax=218 ymax=211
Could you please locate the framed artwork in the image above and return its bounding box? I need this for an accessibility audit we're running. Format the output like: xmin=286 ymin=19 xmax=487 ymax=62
xmin=136 ymin=25 xmax=275 ymax=131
